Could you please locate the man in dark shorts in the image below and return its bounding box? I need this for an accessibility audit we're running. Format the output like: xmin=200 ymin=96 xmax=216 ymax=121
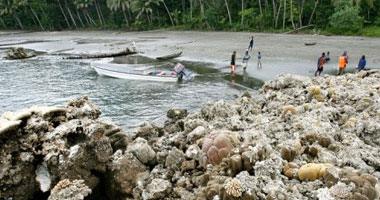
xmin=231 ymin=51 xmax=236 ymax=74
xmin=315 ymin=52 xmax=325 ymax=76
xmin=248 ymin=36 xmax=254 ymax=51
xmin=325 ymin=51 xmax=330 ymax=63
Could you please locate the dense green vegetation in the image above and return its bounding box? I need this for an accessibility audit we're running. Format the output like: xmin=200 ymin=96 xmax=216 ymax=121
xmin=0 ymin=0 xmax=379 ymax=35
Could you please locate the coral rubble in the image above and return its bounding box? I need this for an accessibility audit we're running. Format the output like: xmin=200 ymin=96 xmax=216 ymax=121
xmin=2 ymin=71 xmax=380 ymax=199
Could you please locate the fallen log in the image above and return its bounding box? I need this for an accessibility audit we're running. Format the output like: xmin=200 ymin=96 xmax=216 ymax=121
xmin=64 ymin=48 xmax=136 ymax=59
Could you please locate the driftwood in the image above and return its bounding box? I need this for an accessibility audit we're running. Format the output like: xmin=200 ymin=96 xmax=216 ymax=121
xmin=5 ymin=47 xmax=36 ymax=60
xmin=305 ymin=42 xmax=317 ymax=46
xmin=284 ymin=25 xmax=314 ymax=34
xmin=156 ymin=52 xmax=182 ymax=61
xmin=64 ymin=48 xmax=136 ymax=59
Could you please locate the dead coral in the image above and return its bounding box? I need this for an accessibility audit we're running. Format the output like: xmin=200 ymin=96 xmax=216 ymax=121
xmin=224 ymin=178 xmax=243 ymax=198
xmin=308 ymin=85 xmax=322 ymax=96
xmin=49 ymin=179 xmax=91 ymax=200
xmin=329 ymin=182 xmax=353 ymax=199
xmin=202 ymin=132 xmax=233 ymax=165
xmin=298 ymin=163 xmax=333 ymax=181
xmin=282 ymin=105 xmax=297 ymax=116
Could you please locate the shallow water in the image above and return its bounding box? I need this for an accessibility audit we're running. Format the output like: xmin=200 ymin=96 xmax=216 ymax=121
xmin=0 ymin=54 xmax=263 ymax=130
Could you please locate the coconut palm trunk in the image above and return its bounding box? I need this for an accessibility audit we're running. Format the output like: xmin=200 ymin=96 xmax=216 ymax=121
xmin=199 ymin=0 xmax=205 ymax=18
xmin=29 ymin=5 xmax=44 ymax=30
xmin=298 ymin=0 xmax=305 ymax=27
xmin=122 ymin=10 xmax=129 ymax=26
xmin=190 ymin=0 xmax=193 ymax=19
xmin=65 ymin=0 xmax=77 ymax=29
xmin=308 ymin=0 xmax=318 ymax=25
xmin=81 ymin=9 xmax=90 ymax=25
xmin=275 ymin=0 xmax=281 ymax=28
xmin=85 ymin=9 xmax=96 ymax=25
xmin=241 ymin=0 xmax=244 ymax=25
xmin=283 ymin=0 xmax=286 ymax=30
xmin=12 ymin=13 xmax=24 ymax=29
xmin=27 ymin=8 xmax=38 ymax=26
xmin=76 ymin=9 xmax=86 ymax=27
xmin=272 ymin=0 xmax=277 ymax=26
xmin=93 ymin=0 xmax=103 ymax=25
xmin=39 ymin=4 xmax=52 ymax=29
xmin=224 ymin=0 xmax=232 ymax=25
xmin=0 ymin=18 xmax=7 ymax=29
xmin=162 ymin=0 xmax=174 ymax=26
xmin=96 ymin=0 xmax=105 ymax=24
xmin=290 ymin=0 xmax=295 ymax=29
xmin=258 ymin=0 xmax=263 ymax=15
xmin=57 ymin=0 xmax=71 ymax=29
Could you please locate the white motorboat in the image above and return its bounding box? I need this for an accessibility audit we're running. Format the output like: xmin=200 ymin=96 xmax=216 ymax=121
xmin=91 ymin=59 xmax=193 ymax=82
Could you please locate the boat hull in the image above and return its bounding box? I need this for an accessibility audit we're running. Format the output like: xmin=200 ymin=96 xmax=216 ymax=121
xmin=92 ymin=65 xmax=178 ymax=82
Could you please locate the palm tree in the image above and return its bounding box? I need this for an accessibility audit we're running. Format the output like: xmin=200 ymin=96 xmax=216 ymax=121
xmin=0 ymin=0 xmax=24 ymax=29
xmin=93 ymin=0 xmax=104 ymax=25
xmin=130 ymin=0 xmax=158 ymax=25
xmin=74 ymin=0 xmax=96 ymax=25
xmin=308 ymin=0 xmax=318 ymax=25
xmin=224 ymin=0 xmax=232 ymax=25
xmin=160 ymin=0 xmax=174 ymax=26
xmin=18 ymin=0 xmax=45 ymax=30
xmin=64 ymin=0 xmax=78 ymax=29
xmin=107 ymin=0 xmax=131 ymax=26
xmin=57 ymin=0 xmax=72 ymax=28
xmin=0 ymin=17 xmax=6 ymax=29
xmin=131 ymin=0 xmax=173 ymax=26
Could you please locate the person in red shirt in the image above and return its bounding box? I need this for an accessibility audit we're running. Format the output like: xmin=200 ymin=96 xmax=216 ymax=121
xmin=315 ymin=52 xmax=325 ymax=76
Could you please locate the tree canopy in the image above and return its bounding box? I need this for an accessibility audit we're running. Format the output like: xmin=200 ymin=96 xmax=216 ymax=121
xmin=0 ymin=0 xmax=379 ymax=34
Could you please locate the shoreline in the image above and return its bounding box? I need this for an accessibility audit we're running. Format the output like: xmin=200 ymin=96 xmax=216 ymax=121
xmin=1 ymin=30 xmax=379 ymax=81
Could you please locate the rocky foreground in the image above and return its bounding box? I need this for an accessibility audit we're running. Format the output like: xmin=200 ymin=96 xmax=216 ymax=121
xmin=1 ymin=71 xmax=380 ymax=200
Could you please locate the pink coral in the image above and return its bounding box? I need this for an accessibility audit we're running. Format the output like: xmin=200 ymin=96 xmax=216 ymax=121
xmin=202 ymin=133 xmax=233 ymax=165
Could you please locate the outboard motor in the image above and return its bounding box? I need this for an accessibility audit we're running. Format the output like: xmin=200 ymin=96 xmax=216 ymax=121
xmin=173 ymin=63 xmax=194 ymax=82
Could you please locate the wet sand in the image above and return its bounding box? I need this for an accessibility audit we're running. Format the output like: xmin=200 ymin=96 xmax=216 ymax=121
xmin=1 ymin=30 xmax=379 ymax=81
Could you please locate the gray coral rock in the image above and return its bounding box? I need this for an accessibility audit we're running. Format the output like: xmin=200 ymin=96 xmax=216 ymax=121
xmin=142 ymin=178 xmax=172 ymax=200
xmin=128 ymin=137 xmax=156 ymax=165
xmin=48 ymin=179 xmax=91 ymax=200
xmin=165 ymin=147 xmax=185 ymax=170
xmin=106 ymin=150 xmax=148 ymax=197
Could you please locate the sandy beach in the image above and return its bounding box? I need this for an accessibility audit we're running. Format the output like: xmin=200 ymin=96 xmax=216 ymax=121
xmin=1 ymin=30 xmax=380 ymax=81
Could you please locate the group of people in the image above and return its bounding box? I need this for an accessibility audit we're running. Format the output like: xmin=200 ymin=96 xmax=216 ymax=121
xmin=315 ymin=51 xmax=367 ymax=76
xmin=230 ymin=36 xmax=262 ymax=74
xmin=229 ymin=35 xmax=368 ymax=76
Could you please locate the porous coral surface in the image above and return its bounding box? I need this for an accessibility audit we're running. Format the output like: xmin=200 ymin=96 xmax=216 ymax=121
xmin=1 ymin=71 xmax=380 ymax=199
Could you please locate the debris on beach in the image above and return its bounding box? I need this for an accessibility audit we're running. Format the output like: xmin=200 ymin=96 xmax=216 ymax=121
xmin=5 ymin=47 xmax=36 ymax=60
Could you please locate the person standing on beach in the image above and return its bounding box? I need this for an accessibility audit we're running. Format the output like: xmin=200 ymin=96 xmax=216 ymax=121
xmin=325 ymin=52 xmax=330 ymax=63
xmin=257 ymin=51 xmax=262 ymax=68
xmin=357 ymin=55 xmax=366 ymax=72
xmin=248 ymin=36 xmax=254 ymax=51
xmin=242 ymin=50 xmax=251 ymax=71
xmin=337 ymin=51 xmax=348 ymax=75
xmin=315 ymin=52 xmax=325 ymax=76
xmin=231 ymin=51 xmax=237 ymax=74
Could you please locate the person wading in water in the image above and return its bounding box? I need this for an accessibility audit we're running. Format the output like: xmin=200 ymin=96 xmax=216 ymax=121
xmin=230 ymin=51 xmax=237 ymax=74
xmin=257 ymin=51 xmax=262 ymax=68
xmin=242 ymin=50 xmax=251 ymax=71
